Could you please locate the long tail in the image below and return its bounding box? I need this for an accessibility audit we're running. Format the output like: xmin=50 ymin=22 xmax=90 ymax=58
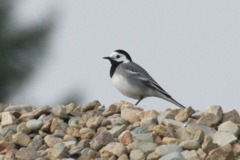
xmin=160 ymin=94 xmax=185 ymax=109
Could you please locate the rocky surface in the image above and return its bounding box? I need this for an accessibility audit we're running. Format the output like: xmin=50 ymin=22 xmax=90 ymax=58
xmin=0 ymin=101 xmax=240 ymax=159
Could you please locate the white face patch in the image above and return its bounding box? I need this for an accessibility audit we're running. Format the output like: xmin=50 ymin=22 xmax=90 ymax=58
xmin=109 ymin=51 xmax=130 ymax=63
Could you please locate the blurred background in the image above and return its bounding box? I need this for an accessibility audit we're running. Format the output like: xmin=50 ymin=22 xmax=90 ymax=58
xmin=1 ymin=0 xmax=240 ymax=111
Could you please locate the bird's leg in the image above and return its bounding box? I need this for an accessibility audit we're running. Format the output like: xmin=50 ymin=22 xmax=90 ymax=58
xmin=135 ymin=97 xmax=143 ymax=105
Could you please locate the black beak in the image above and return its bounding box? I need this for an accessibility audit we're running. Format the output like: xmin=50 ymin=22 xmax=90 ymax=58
xmin=103 ymin=56 xmax=111 ymax=60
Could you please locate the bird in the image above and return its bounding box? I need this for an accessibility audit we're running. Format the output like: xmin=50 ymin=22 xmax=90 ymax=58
xmin=103 ymin=49 xmax=185 ymax=109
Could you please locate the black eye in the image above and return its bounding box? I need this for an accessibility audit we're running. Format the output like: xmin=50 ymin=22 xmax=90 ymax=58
xmin=116 ymin=55 xmax=120 ymax=59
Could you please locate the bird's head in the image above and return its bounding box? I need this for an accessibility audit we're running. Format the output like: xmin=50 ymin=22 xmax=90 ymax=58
xmin=103 ymin=49 xmax=132 ymax=64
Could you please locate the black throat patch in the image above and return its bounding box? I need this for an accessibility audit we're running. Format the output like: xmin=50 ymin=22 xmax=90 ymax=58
xmin=109 ymin=60 xmax=122 ymax=78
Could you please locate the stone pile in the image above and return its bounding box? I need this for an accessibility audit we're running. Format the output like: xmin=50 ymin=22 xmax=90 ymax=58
xmin=0 ymin=101 xmax=240 ymax=160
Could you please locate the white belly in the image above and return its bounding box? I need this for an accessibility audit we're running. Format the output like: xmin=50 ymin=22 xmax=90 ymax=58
xmin=112 ymin=74 xmax=144 ymax=99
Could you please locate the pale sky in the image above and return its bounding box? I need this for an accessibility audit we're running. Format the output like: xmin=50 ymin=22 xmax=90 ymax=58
xmin=11 ymin=1 xmax=240 ymax=111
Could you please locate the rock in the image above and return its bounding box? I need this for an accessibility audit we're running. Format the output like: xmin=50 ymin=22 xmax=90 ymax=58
xmin=26 ymin=119 xmax=43 ymax=131
xmin=155 ymin=144 xmax=183 ymax=157
xmin=181 ymin=150 xmax=200 ymax=160
xmin=90 ymin=131 xmax=115 ymax=150
xmin=175 ymin=107 xmax=195 ymax=122
xmin=162 ymin=137 xmax=179 ymax=144
xmin=153 ymin=125 xmax=174 ymax=137
xmin=179 ymin=140 xmax=200 ymax=150
xmin=163 ymin=119 xmax=185 ymax=130
xmin=192 ymin=129 xmax=204 ymax=144
xmin=41 ymin=115 xmax=53 ymax=132
xmin=140 ymin=117 xmax=157 ymax=127
xmin=121 ymin=108 xmax=141 ymax=123
xmin=232 ymin=143 xmax=240 ymax=158
xmin=66 ymin=126 xmax=81 ymax=137
xmin=1 ymin=112 xmax=17 ymax=127
xmin=32 ymin=105 xmax=51 ymax=117
xmin=175 ymin=127 xmax=191 ymax=142
xmin=4 ymin=105 xmax=33 ymax=113
xmin=118 ymin=154 xmax=129 ymax=160
xmin=100 ymin=142 xmax=127 ymax=157
xmin=102 ymin=103 xmax=121 ymax=117
xmin=202 ymin=135 xmax=219 ymax=154
xmin=159 ymin=152 xmax=186 ymax=160
xmin=76 ymin=139 xmax=91 ymax=150
xmin=50 ymin=117 xmax=64 ymax=133
xmin=118 ymin=131 xmax=134 ymax=145
xmin=197 ymin=105 xmax=223 ymax=126
xmin=132 ymin=133 xmax=154 ymax=142
xmin=127 ymin=141 xmax=157 ymax=154
xmin=12 ymin=132 xmax=31 ymax=147
xmin=197 ymin=148 xmax=207 ymax=160
xmin=18 ymin=112 xmax=35 ymax=122
xmin=79 ymin=128 xmax=95 ymax=139
xmin=15 ymin=148 xmax=40 ymax=160
xmin=51 ymin=142 xmax=68 ymax=158
xmin=157 ymin=112 xmax=172 ymax=125
xmin=187 ymin=122 xmax=216 ymax=138
xmin=138 ymin=110 xmax=159 ymax=120
xmin=52 ymin=105 xmax=68 ymax=118
xmin=81 ymin=100 xmax=101 ymax=112
xmin=86 ymin=116 xmax=104 ymax=129
xmin=130 ymin=149 xmax=146 ymax=160
xmin=79 ymin=147 xmax=100 ymax=159
xmin=109 ymin=124 xmax=128 ymax=137
xmin=17 ymin=122 xmax=30 ymax=134
xmin=206 ymin=144 xmax=234 ymax=160
xmin=28 ymin=135 xmax=44 ymax=151
xmin=218 ymin=120 xmax=240 ymax=136
xmin=222 ymin=109 xmax=240 ymax=124
xmin=44 ymin=135 xmax=63 ymax=148
xmin=213 ymin=131 xmax=237 ymax=146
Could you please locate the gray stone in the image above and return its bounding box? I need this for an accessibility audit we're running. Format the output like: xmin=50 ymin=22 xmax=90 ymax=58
xmin=206 ymin=144 xmax=234 ymax=160
xmin=121 ymin=108 xmax=141 ymax=123
xmin=159 ymin=152 xmax=186 ymax=160
xmin=132 ymin=133 xmax=154 ymax=142
xmin=163 ymin=119 xmax=185 ymax=130
xmin=153 ymin=125 xmax=174 ymax=137
xmin=52 ymin=105 xmax=68 ymax=118
xmin=140 ymin=117 xmax=157 ymax=127
xmin=155 ymin=144 xmax=183 ymax=157
xmin=18 ymin=112 xmax=35 ymax=122
xmin=79 ymin=127 xmax=95 ymax=139
xmin=179 ymin=140 xmax=200 ymax=150
xmin=86 ymin=116 xmax=104 ymax=129
xmin=202 ymin=135 xmax=218 ymax=154
xmin=138 ymin=109 xmax=159 ymax=120
xmin=102 ymin=103 xmax=121 ymax=117
xmin=12 ymin=132 xmax=31 ymax=147
xmin=222 ymin=109 xmax=240 ymax=124
xmin=100 ymin=142 xmax=127 ymax=157
xmin=181 ymin=150 xmax=200 ymax=160
xmin=127 ymin=141 xmax=158 ymax=154
xmin=52 ymin=142 xmax=68 ymax=158
xmin=16 ymin=148 xmax=40 ymax=160
xmin=218 ymin=120 xmax=240 ymax=136
xmin=28 ymin=135 xmax=43 ymax=150
xmin=26 ymin=119 xmax=43 ymax=131
xmin=187 ymin=122 xmax=216 ymax=138
xmin=32 ymin=105 xmax=51 ymax=117
xmin=175 ymin=107 xmax=195 ymax=122
xmin=197 ymin=105 xmax=223 ymax=126
xmin=130 ymin=149 xmax=146 ymax=160
xmin=4 ymin=104 xmax=33 ymax=113
xmin=80 ymin=147 xmax=100 ymax=159
xmin=90 ymin=131 xmax=115 ymax=150
xmin=118 ymin=130 xmax=134 ymax=145
xmin=44 ymin=135 xmax=63 ymax=148
xmin=213 ymin=131 xmax=237 ymax=146
xmin=108 ymin=124 xmax=127 ymax=137
xmin=1 ymin=112 xmax=16 ymax=127
xmin=81 ymin=100 xmax=101 ymax=112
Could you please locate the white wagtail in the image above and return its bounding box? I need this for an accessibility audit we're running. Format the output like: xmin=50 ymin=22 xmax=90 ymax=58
xmin=103 ymin=49 xmax=185 ymax=109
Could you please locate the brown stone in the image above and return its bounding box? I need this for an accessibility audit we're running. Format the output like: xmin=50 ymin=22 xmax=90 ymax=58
xmin=206 ymin=144 xmax=234 ymax=160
